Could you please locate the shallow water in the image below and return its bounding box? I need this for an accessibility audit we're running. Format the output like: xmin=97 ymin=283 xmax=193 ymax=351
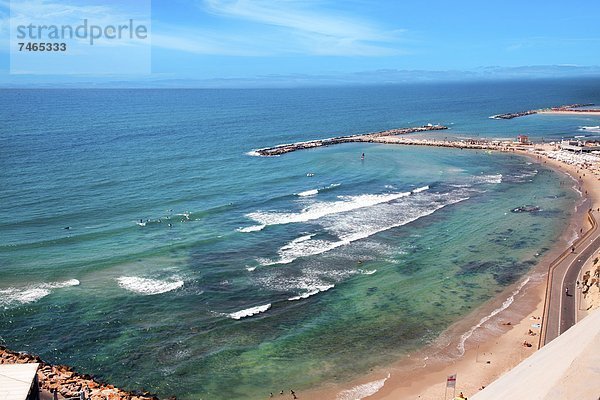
xmin=0 ymin=81 xmax=595 ymax=399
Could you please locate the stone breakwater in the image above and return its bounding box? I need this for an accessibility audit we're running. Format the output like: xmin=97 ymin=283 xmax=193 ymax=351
xmin=253 ymin=125 xmax=448 ymax=156
xmin=0 ymin=346 xmax=163 ymax=400
xmin=490 ymin=103 xmax=595 ymax=120
xmin=251 ymin=127 xmax=529 ymax=157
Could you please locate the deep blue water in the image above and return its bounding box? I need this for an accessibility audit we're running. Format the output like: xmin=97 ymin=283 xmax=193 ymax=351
xmin=0 ymin=79 xmax=598 ymax=399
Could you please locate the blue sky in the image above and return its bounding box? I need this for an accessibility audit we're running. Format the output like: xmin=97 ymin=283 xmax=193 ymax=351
xmin=1 ymin=0 xmax=599 ymax=86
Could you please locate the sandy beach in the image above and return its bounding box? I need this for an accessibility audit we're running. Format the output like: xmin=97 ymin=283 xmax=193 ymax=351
xmin=538 ymin=110 xmax=600 ymax=116
xmin=304 ymin=144 xmax=600 ymax=400
xmin=3 ymin=134 xmax=599 ymax=400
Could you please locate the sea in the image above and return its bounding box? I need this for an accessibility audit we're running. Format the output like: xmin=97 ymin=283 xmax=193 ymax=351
xmin=1 ymin=78 xmax=600 ymax=399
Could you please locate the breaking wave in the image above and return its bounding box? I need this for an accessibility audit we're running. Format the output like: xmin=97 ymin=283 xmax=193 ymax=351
xmin=261 ymin=191 xmax=469 ymax=265
xmin=237 ymin=224 xmax=266 ymax=233
xmin=579 ymin=125 xmax=600 ymax=133
xmin=117 ymin=276 xmax=184 ymax=295
xmin=457 ymin=277 xmax=530 ymax=355
xmin=228 ymin=303 xmax=271 ymax=320
xmin=472 ymin=174 xmax=502 ymax=185
xmin=246 ymin=191 xmax=412 ymax=227
xmin=297 ymin=189 xmax=319 ymax=197
xmin=336 ymin=373 xmax=391 ymax=400
xmin=412 ymin=185 xmax=429 ymax=194
xmin=288 ymin=284 xmax=334 ymax=301
xmin=0 ymin=279 xmax=80 ymax=309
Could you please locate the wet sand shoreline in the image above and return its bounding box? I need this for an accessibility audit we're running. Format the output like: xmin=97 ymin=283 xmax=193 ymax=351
xmin=2 ymin=136 xmax=598 ymax=400
xmin=305 ymin=145 xmax=600 ymax=400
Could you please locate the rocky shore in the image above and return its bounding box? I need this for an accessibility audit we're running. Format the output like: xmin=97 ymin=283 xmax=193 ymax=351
xmin=581 ymin=257 xmax=600 ymax=312
xmin=0 ymin=346 xmax=162 ymax=400
xmin=490 ymin=103 xmax=595 ymax=119
xmin=253 ymin=125 xmax=448 ymax=156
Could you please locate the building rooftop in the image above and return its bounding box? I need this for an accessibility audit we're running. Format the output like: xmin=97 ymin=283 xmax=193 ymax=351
xmin=0 ymin=363 xmax=39 ymax=400
xmin=471 ymin=309 xmax=600 ymax=400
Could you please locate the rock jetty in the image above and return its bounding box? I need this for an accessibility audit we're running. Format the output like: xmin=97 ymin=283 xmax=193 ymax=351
xmin=253 ymin=125 xmax=448 ymax=156
xmin=0 ymin=346 xmax=163 ymax=400
xmin=490 ymin=103 xmax=595 ymax=120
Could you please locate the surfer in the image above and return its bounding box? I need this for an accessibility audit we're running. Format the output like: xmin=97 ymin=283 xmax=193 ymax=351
xmin=361 ymin=152 xmax=365 ymax=160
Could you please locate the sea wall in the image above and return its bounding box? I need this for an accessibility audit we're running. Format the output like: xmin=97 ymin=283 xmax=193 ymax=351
xmin=490 ymin=103 xmax=595 ymax=120
xmin=0 ymin=346 xmax=162 ymax=400
xmin=254 ymin=125 xmax=448 ymax=156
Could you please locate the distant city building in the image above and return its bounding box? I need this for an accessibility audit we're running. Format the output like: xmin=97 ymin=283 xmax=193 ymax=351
xmin=0 ymin=363 xmax=40 ymax=400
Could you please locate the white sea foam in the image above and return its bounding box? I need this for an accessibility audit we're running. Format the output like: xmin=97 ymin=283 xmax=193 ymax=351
xmin=261 ymin=193 xmax=469 ymax=266
xmin=0 ymin=279 xmax=80 ymax=309
xmin=288 ymin=284 xmax=334 ymax=301
xmin=246 ymin=150 xmax=261 ymax=157
xmin=473 ymin=174 xmax=502 ymax=184
xmin=246 ymin=266 xmax=257 ymax=272
xmin=237 ymin=224 xmax=266 ymax=233
xmin=358 ymin=269 xmax=377 ymax=275
xmin=336 ymin=373 xmax=390 ymax=400
xmin=117 ymin=276 xmax=184 ymax=295
xmin=508 ymin=169 xmax=538 ymax=182
xmin=411 ymin=185 xmax=429 ymax=194
xmin=228 ymin=303 xmax=271 ymax=320
xmin=579 ymin=125 xmax=600 ymax=133
xmin=457 ymin=277 xmax=530 ymax=355
xmin=297 ymin=189 xmax=319 ymax=197
xmin=247 ymin=191 xmax=412 ymax=227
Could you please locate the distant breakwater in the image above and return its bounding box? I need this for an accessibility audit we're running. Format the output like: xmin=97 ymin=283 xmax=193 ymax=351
xmin=490 ymin=103 xmax=595 ymax=120
xmin=253 ymin=125 xmax=448 ymax=156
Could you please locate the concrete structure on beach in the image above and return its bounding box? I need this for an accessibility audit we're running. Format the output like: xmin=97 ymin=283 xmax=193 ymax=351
xmin=471 ymin=309 xmax=600 ymax=400
xmin=0 ymin=363 xmax=40 ymax=400
xmin=560 ymin=139 xmax=600 ymax=153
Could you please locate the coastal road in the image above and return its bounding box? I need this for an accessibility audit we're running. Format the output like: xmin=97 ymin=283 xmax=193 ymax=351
xmin=543 ymin=209 xmax=600 ymax=345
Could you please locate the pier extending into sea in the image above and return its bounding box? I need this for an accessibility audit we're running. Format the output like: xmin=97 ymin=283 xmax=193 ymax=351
xmin=490 ymin=103 xmax=597 ymax=120
xmin=253 ymin=125 xmax=448 ymax=156
xmin=252 ymin=124 xmax=527 ymax=157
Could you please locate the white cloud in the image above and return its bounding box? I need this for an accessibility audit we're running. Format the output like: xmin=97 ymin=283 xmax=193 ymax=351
xmin=151 ymin=30 xmax=265 ymax=56
xmin=186 ymin=0 xmax=404 ymax=56
xmin=203 ymin=0 xmax=390 ymax=41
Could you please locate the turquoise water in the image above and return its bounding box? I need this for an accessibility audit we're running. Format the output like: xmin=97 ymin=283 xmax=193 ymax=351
xmin=0 ymin=80 xmax=597 ymax=399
